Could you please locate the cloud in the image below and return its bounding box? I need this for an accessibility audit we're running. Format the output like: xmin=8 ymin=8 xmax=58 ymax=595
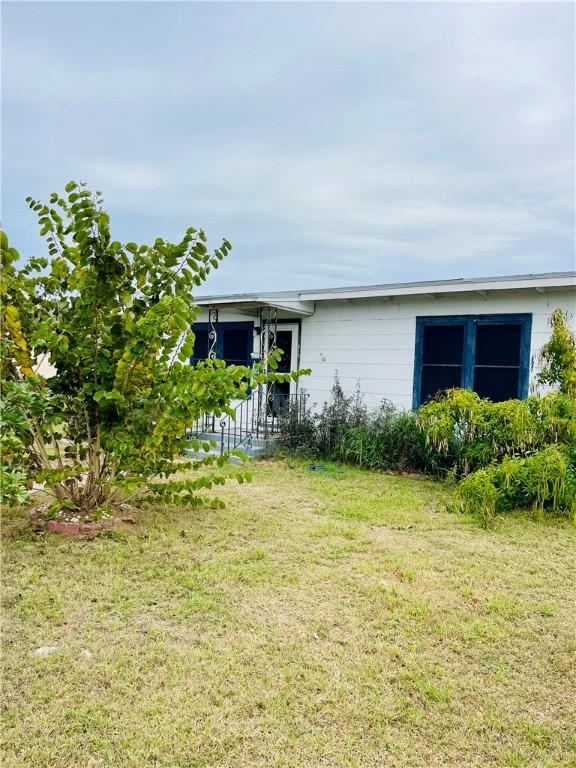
xmin=2 ymin=1 xmax=573 ymax=292
xmin=79 ymin=159 xmax=170 ymax=192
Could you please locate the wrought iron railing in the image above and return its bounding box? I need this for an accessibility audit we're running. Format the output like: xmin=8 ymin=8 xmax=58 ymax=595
xmin=189 ymin=388 xmax=308 ymax=456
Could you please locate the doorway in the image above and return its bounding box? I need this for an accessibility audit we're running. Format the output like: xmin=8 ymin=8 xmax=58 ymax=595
xmin=267 ymin=322 xmax=299 ymax=415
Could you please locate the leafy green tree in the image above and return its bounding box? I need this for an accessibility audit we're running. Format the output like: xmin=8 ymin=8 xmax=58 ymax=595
xmin=0 ymin=183 xmax=302 ymax=516
xmin=536 ymin=308 xmax=576 ymax=397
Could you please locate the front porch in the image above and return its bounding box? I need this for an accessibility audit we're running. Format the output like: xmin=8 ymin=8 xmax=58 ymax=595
xmin=186 ymin=296 xmax=313 ymax=457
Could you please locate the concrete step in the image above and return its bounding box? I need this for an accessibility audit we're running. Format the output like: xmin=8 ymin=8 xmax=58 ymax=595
xmin=191 ymin=431 xmax=279 ymax=444
xmin=182 ymin=432 xmax=278 ymax=461
xmin=181 ymin=448 xmax=245 ymax=463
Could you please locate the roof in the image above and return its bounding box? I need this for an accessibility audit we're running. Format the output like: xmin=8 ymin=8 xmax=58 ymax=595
xmin=197 ymin=271 xmax=576 ymax=309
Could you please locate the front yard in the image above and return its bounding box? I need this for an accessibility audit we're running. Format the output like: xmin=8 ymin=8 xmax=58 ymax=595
xmin=2 ymin=460 xmax=575 ymax=768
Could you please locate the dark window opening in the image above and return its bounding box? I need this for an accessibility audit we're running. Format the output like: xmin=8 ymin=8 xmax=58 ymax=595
xmin=414 ymin=314 xmax=531 ymax=408
xmin=420 ymin=363 xmax=463 ymax=404
xmin=422 ymin=324 xmax=464 ymax=365
xmin=192 ymin=329 xmax=209 ymax=361
xmin=475 ymin=323 xmax=521 ymax=367
xmin=222 ymin=328 xmax=251 ymax=366
xmin=191 ymin=322 xmax=253 ymax=367
xmin=473 ymin=367 xmax=520 ymax=402
xmin=419 ymin=324 xmax=464 ymax=403
xmin=473 ymin=323 xmax=522 ymax=401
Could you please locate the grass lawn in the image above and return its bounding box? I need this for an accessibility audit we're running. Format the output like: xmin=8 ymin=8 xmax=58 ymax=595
xmin=2 ymin=459 xmax=575 ymax=768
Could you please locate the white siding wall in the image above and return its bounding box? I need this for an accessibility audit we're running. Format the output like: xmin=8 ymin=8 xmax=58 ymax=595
xmin=195 ymin=290 xmax=575 ymax=410
xmin=195 ymin=309 xmax=255 ymax=324
xmin=33 ymin=291 xmax=576 ymax=402
xmin=298 ymin=290 xmax=575 ymax=410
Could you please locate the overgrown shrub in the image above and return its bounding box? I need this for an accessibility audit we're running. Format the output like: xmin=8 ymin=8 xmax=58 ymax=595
xmin=0 ymin=186 xmax=305 ymax=516
xmin=336 ymin=404 xmax=434 ymax=472
xmin=458 ymin=446 xmax=576 ymax=526
xmin=536 ymin=308 xmax=576 ymax=397
xmin=277 ymin=377 xmax=436 ymax=473
xmin=419 ymin=387 xmax=576 ymax=525
xmin=280 ymin=376 xmax=575 ymax=482
xmin=316 ymin=379 xmax=368 ymax=456
xmin=279 ymin=371 xmax=575 ymax=526
xmin=275 ymin=394 xmax=319 ymax=455
xmin=418 ymin=388 xmax=576 ymax=477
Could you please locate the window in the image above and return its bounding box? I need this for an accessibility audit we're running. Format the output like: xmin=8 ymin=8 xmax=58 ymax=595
xmin=222 ymin=327 xmax=252 ymax=366
xmin=413 ymin=314 xmax=532 ymax=408
xmin=191 ymin=329 xmax=209 ymax=361
xmin=191 ymin=322 xmax=253 ymax=367
xmin=420 ymin=324 xmax=465 ymax=403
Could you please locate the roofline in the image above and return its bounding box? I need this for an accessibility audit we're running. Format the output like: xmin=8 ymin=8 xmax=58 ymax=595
xmin=196 ymin=271 xmax=576 ymax=305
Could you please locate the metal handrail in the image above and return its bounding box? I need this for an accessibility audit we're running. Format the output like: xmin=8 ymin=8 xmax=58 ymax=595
xmin=190 ymin=388 xmax=308 ymax=456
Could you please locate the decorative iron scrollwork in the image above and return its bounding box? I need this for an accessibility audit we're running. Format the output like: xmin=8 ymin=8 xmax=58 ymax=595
xmin=208 ymin=308 xmax=218 ymax=359
xmin=266 ymin=306 xmax=278 ymax=356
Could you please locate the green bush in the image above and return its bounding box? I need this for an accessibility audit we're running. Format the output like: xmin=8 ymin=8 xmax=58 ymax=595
xmin=420 ymin=387 xmax=576 ymax=525
xmin=277 ymin=378 xmax=436 ymax=473
xmin=337 ymin=405 xmax=433 ymax=472
xmin=456 ymin=468 xmax=501 ymax=527
xmin=275 ymin=395 xmax=319 ymax=456
xmin=536 ymin=308 xmax=576 ymax=397
xmin=418 ymin=388 xmax=576 ymax=477
xmin=316 ymin=379 xmax=368 ymax=456
xmin=458 ymin=446 xmax=576 ymax=526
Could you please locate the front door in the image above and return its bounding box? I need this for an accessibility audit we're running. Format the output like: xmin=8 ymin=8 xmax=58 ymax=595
xmin=268 ymin=323 xmax=299 ymax=415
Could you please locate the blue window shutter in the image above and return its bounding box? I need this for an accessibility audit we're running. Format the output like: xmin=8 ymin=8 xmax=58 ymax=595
xmin=518 ymin=314 xmax=533 ymax=398
xmin=462 ymin=318 xmax=475 ymax=390
xmin=412 ymin=319 xmax=425 ymax=409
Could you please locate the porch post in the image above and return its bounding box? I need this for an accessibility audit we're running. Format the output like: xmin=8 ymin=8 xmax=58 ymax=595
xmin=265 ymin=306 xmax=278 ymax=437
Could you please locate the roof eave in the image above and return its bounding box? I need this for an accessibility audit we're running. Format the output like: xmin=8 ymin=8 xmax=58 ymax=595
xmin=196 ymin=296 xmax=315 ymax=317
xmin=301 ymin=274 xmax=576 ymax=301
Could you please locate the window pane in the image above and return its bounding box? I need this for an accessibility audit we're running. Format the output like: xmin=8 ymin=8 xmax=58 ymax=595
xmin=192 ymin=329 xmax=209 ymax=360
xmin=222 ymin=328 xmax=251 ymax=366
xmin=474 ymin=366 xmax=519 ymax=401
xmin=420 ymin=365 xmax=462 ymax=403
xmin=422 ymin=325 xmax=464 ymax=365
xmin=475 ymin=324 xmax=521 ymax=366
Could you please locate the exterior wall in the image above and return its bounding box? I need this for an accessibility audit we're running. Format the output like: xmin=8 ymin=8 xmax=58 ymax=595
xmin=298 ymin=289 xmax=575 ymax=411
xmin=32 ymin=288 xmax=576 ymax=406
xmin=195 ymin=308 xmax=256 ymax=325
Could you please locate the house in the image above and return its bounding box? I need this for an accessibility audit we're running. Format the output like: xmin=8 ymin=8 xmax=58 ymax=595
xmin=33 ymin=270 xmax=576 ymax=457
xmin=193 ymin=272 xmax=576 ymax=418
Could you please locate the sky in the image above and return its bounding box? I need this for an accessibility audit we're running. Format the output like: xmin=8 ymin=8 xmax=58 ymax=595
xmin=2 ymin=1 xmax=575 ymax=294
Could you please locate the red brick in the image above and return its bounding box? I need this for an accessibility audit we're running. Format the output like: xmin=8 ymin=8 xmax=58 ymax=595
xmin=47 ymin=520 xmax=80 ymax=534
xmin=79 ymin=522 xmax=104 ymax=535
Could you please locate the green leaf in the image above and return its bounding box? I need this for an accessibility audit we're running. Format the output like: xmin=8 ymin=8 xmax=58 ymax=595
xmin=58 ymin=336 xmax=69 ymax=353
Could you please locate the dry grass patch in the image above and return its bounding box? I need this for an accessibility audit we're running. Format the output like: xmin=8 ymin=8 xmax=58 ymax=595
xmin=2 ymin=459 xmax=575 ymax=767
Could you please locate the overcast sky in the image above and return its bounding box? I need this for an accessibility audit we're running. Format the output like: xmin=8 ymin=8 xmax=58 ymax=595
xmin=2 ymin=1 xmax=574 ymax=293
